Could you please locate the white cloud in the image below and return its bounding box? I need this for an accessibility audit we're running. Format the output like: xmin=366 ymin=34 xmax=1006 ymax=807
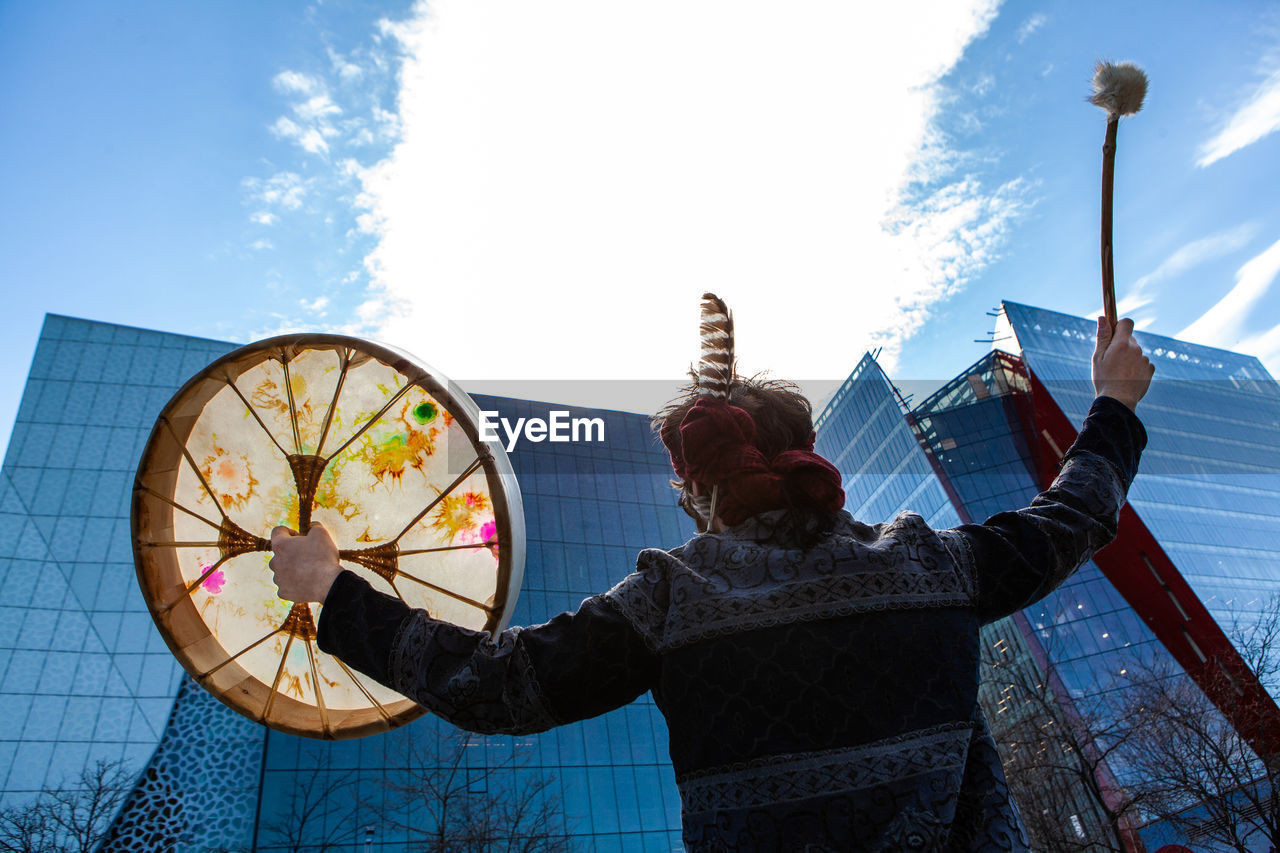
xmin=243 ymin=172 xmax=308 ymax=210
xmin=1116 ymin=223 xmax=1257 ymax=315
xmin=300 ymin=129 xmax=331 ymax=155
xmin=247 ymin=314 xmax=313 ymax=340
xmin=272 ymin=115 xmax=331 ymax=156
xmin=295 ymin=94 xmax=342 ymax=122
xmin=1235 ymin=322 xmax=1280 ymax=377
xmin=1197 ymin=69 xmax=1280 ymax=167
xmin=237 ymin=43 xmax=401 ymax=289
xmin=271 ymin=115 xmax=304 ymax=139
xmin=371 ymin=106 xmax=400 ymax=140
xmin=1178 ymin=236 xmax=1280 ymax=345
xmin=328 ymin=47 xmax=364 ymax=80
xmin=874 ymin=175 xmax=1031 ymax=365
xmin=274 ymin=70 xmax=321 ymax=96
xmin=1016 ymin=13 xmax=1046 ymax=43
xmin=350 ymin=0 xmax=1013 ymax=401
xmin=270 ymin=71 xmax=349 ymax=158
xmin=272 ymin=115 xmax=302 ymax=136
xmin=250 ymin=238 xmax=275 ymax=251
xmin=301 ymin=296 xmax=330 ymax=312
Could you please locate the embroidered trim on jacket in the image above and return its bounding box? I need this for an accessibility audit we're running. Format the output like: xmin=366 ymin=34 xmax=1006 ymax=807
xmin=677 ymin=721 xmax=972 ymax=814
xmin=390 ymin=615 xmax=560 ymax=735
xmin=603 ymin=514 xmax=974 ymax=652
xmin=661 ymin=569 xmax=971 ymax=649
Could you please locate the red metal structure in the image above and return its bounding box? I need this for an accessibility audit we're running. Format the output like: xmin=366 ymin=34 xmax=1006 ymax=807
xmin=905 ymin=349 xmax=1280 ymax=852
xmin=1014 ymin=363 xmax=1280 ymax=764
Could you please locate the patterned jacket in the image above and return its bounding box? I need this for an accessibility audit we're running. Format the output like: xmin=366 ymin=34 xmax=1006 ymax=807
xmin=318 ymin=396 xmax=1147 ymax=851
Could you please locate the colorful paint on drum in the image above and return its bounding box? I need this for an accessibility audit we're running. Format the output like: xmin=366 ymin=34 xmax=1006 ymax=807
xmin=134 ymin=337 xmax=522 ymax=736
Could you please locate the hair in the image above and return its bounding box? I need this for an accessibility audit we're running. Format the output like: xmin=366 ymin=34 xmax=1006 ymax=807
xmin=652 ymin=372 xmax=815 ymax=499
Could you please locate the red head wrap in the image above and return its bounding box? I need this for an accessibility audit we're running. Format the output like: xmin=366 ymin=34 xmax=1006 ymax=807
xmin=661 ymin=397 xmax=845 ymax=527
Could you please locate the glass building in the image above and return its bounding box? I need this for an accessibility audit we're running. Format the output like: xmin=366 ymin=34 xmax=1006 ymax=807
xmin=0 ymin=314 xmax=694 ymax=851
xmin=814 ymin=305 xmax=1280 ymax=850
xmin=909 ymin=348 xmax=1171 ymax=706
xmin=814 ymin=347 xmax=1136 ymax=846
xmin=0 ymin=316 xmax=238 ymax=826
xmin=907 ymin=302 xmax=1280 ymax=724
xmin=907 ymin=347 xmax=1167 ymax=847
xmin=4 ymin=305 xmax=1279 ymax=850
xmin=997 ymin=301 xmax=1280 ymax=629
xmin=813 ymin=352 xmax=960 ymax=530
xmin=813 ymin=347 xmax=1152 ymax=708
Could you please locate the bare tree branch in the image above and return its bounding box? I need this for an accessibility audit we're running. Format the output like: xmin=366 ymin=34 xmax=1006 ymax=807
xmin=0 ymin=798 xmax=60 ymax=853
xmin=980 ymin=619 xmax=1146 ymax=852
xmin=260 ymin=751 xmax=361 ymax=853
xmin=1118 ymin=648 xmax=1280 ymax=852
xmin=0 ymin=760 xmax=134 ymax=853
xmin=365 ymin=730 xmax=569 ymax=853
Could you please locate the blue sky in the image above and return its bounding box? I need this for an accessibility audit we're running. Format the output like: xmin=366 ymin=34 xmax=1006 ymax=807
xmin=3 ymin=1 xmax=1280 ymax=455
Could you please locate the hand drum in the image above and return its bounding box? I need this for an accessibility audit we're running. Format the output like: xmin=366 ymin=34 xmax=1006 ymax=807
xmin=132 ymin=335 xmax=524 ymax=739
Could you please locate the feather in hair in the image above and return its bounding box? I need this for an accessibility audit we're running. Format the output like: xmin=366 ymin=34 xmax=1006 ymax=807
xmin=697 ymin=292 xmax=735 ymax=400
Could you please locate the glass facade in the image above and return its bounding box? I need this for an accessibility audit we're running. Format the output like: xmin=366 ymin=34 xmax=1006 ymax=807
xmin=813 ymin=349 xmax=1161 ymax=707
xmin=897 ymin=307 xmax=1280 ymax=848
xmin=812 ymin=335 xmax=1280 ymax=847
xmin=815 ymin=349 xmax=1130 ymax=843
xmin=813 ymin=353 xmax=959 ymax=528
xmin=910 ymin=350 xmax=1173 ymax=709
xmin=5 ymin=305 xmax=1277 ymax=849
xmin=0 ymin=315 xmax=694 ymax=850
xmin=906 ymin=349 xmax=1185 ymax=841
xmin=260 ymin=394 xmax=693 ymax=852
xmin=1000 ymin=301 xmax=1280 ymax=630
xmin=0 ymin=315 xmax=238 ymax=807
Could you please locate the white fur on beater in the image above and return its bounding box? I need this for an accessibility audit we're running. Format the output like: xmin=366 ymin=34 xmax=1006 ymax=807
xmin=1090 ymin=61 xmax=1148 ymax=117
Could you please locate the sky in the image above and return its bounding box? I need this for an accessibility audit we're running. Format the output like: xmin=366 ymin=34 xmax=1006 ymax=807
xmin=3 ymin=0 xmax=1280 ymax=456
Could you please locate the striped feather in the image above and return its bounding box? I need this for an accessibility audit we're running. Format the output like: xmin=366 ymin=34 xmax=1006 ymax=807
xmin=698 ymin=292 xmax=735 ymax=399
